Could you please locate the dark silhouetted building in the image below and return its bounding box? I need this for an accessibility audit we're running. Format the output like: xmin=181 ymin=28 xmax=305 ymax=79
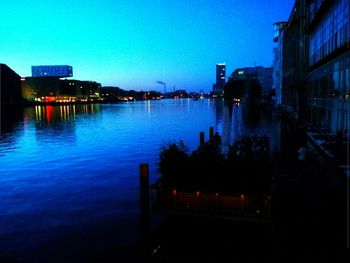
xmin=213 ymin=63 xmax=226 ymax=95
xmin=230 ymin=66 xmax=273 ymax=96
xmin=281 ymin=0 xmax=308 ymax=120
xmin=0 ymin=64 xmax=22 ymax=103
xmin=273 ymin=22 xmax=287 ymax=106
xmin=32 ymin=65 xmax=73 ymax=78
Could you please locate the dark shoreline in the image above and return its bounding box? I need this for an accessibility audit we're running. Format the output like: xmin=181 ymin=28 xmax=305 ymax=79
xmin=0 ymin=97 xmax=211 ymax=107
xmin=1 ymin=100 xmax=155 ymax=107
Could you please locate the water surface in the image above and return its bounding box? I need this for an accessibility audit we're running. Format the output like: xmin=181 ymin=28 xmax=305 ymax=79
xmin=0 ymin=99 xmax=280 ymax=261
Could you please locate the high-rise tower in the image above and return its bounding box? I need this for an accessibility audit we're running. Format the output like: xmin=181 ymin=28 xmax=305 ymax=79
xmin=213 ymin=63 xmax=226 ymax=95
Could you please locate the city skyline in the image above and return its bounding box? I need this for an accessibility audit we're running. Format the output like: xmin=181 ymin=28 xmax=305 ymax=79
xmin=1 ymin=0 xmax=294 ymax=92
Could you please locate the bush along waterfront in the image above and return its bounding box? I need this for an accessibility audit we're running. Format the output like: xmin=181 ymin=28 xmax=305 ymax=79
xmin=158 ymin=130 xmax=272 ymax=195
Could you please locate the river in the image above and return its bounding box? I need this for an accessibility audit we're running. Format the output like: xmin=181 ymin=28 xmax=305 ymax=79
xmin=0 ymin=99 xmax=280 ymax=262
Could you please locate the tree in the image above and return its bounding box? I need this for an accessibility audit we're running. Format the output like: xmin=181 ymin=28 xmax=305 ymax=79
xmin=224 ymin=79 xmax=245 ymax=100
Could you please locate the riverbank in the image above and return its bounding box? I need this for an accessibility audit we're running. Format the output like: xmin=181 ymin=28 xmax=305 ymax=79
xmin=145 ymin=105 xmax=348 ymax=261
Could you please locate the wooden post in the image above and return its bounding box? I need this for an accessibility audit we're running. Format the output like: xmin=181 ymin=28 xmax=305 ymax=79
xmin=209 ymin=127 xmax=214 ymax=141
xmin=200 ymin=131 xmax=205 ymax=145
xmin=240 ymin=194 xmax=245 ymax=214
xmin=266 ymin=196 xmax=272 ymax=222
xmin=140 ymin=163 xmax=150 ymax=247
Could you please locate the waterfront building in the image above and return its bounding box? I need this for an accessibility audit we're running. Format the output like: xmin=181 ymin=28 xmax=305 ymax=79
xmin=22 ymin=64 xmax=100 ymax=102
xmin=60 ymin=80 xmax=101 ymax=101
xmin=0 ymin=64 xmax=22 ymax=103
xmin=213 ymin=63 xmax=226 ymax=95
xmin=22 ymin=77 xmax=61 ymax=101
xmin=281 ymin=0 xmax=308 ymax=120
xmin=273 ymin=22 xmax=288 ymax=106
xmin=22 ymin=78 xmax=101 ymax=102
xmin=32 ymin=65 xmax=73 ymax=78
xmin=306 ymin=0 xmax=350 ymax=133
xmin=230 ymin=66 xmax=273 ymax=97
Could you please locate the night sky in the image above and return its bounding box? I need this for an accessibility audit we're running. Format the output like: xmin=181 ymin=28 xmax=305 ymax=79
xmin=0 ymin=0 xmax=294 ymax=92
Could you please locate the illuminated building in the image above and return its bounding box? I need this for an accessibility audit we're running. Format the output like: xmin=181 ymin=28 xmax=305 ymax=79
xmin=22 ymin=78 xmax=101 ymax=102
xmin=0 ymin=64 xmax=22 ymax=103
xmin=32 ymin=65 xmax=73 ymax=78
xmin=213 ymin=63 xmax=226 ymax=95
xmin=22 ymin=64 xmax=100 ymax=102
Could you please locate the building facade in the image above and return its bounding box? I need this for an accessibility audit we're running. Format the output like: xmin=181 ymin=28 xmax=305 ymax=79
xmin=0 ymin=64 xmax=22 ymax=103
xmin=213 ymin=63 xmax=226 ymax=95
xmin=23 ymin=65 xmax=100 ymax=102
xmin=230 ymin=66 xmax=273 ymax=96
xmin=22 ymin=78 xmax=100 ymax=102
xmin=273 ymin=22 xmax=287 ymax=106
xmin=281 ymin=0 xmax=308 ymax=120
xmin=278 ymin=0 xmax=349 ymax=134
xmin=32 ymin=65 xmax=73 ymax=78
xmin=306 ymin=0 xmax=350 ymax=133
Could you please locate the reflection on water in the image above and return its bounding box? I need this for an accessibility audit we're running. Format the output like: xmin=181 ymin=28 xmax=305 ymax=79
xmin=32 ymin=104 xmax=99 ymax=125
xmin=1 ymin=105 xmax=24 ymax=135
xmin=33 ymin=104 xmax=100 ymax=144
xmin=214 ymin=98 xmax=224 ymax=131
xmin=0 ymin=99 xmax=281 ymax=262
xmin=219 ymin=101 xmax=281 ymax=153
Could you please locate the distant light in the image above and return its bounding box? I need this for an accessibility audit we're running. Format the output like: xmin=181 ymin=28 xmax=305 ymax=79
xmin=172 ymin=189 xmax=177 ymax=197
xmin=240 ymin=194 xmax=245 ymax=200
xmin=238 ymin=71 xmax=244 ymax=75
xmin=196 ymin=191 xmax=200 ymax=197
xmin=21 ymin=78 xmax=26 ymax=81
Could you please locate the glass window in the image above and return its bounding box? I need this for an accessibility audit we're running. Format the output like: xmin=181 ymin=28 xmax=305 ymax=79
xmin=309 ymin=0 xmax=349 ymax=66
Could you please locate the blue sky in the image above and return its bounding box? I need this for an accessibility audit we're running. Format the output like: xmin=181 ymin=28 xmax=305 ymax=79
xmin=0 ymin=0 xmax=294 ymax=92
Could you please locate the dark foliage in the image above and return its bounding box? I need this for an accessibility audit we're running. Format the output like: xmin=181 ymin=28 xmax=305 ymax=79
xmin=158 ymin=135 xmax=272 ymax=194
xmin=158 ymin=141 xmax=190 ymax=188
xmin=99 ymin=86 xmax=162 ymax=101
xmin=223 ymin=79 xmax=245 ymax=100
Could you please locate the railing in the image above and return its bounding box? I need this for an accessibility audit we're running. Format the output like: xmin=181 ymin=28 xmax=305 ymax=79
xmin=151 ymin=186 xmax=271 ymax=223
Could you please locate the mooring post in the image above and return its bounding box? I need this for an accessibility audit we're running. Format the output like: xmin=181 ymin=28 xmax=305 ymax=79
xmin=200 ymin=131 xmax=205 ymax=145
xmin=266 ymin=196 xmax=272 ymax=222
xmin=240 ymin=194 xmax=245 ymax=214
xmin=140 ymin=163 xmax=150 ymax=248
xmin=209 ymin=126 xmax=214 ymax=141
